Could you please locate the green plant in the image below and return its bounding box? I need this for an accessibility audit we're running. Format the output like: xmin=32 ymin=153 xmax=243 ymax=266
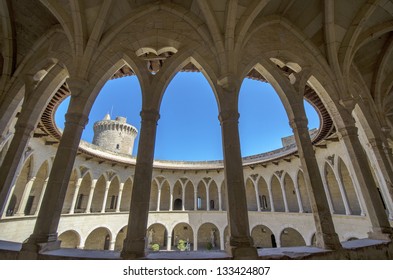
xmin=177 ymin=239 xmax=187 ymax=251
xmin=206 ymin=242 xmax=213 ymax=250
xmin=151 ymin=243 xmax=160 ymax=251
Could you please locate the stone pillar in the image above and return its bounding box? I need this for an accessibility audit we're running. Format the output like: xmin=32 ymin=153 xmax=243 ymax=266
xmin=1 ymin=184 xmax=15 ymax=219
xmin=109 ymin=240 xmax=116 ymax=251
xmin=289 ymin=113 xmax=341 ymax=250
xmin=368 ymin=138 xmax=393 ymax=219
xmin=116 ymin=182 xmax=124 ymax=212
xmin=254 ymin=180 xmax=261 ymax=212
xmin=218 ymin=187 xmax=222 ymax=211
xmin=335 ymin=170 xmax=352 ymax=215
xmin=86 ymin=179 xmax=97 ymax=213
xmin=338 ymin=125 xmax=393 ymax=239
xmin=267 ymin=184 xmax=275 ymax=212
xmin=181 ymin=185 xmax=185 ymax=211
xmin=121 ymin=109 xmax=159 ymax=259
xmin=281 ymin=181 xmax=289 ymax=212
xmin=169 ymin=187 xmax=173 ymax=211
xmin=193 ymin=231 xmax=198 ymax=251
xmin=194 ymin=189 xmax=198 ymax=210
xmin=69 ymin=178 xmax=82 ymax=214
xmin=34 ymin=179 xmax=48 ymax=216
xmin=15 ymin=176 xmax=36 ymax=216
xmin=0 ymin=122 xmax=35 ymax=217
xmin=206 ymin=184 xmax=210 ymax=211
xmin=219 ymin=109 xmax=257 ymax=259
xmin=293 ymin=180 xmax=304 ymax=213
xmin=20 ymin=108 xmax=88 ymax=255
xmin=101 ymin=181 xmax=111 ymax=213
xmin=320 ymin=169 xmax=335 ymax=214
xmin=156 ymin=188 xmax=161 ymax=211
xmin=166 ymin=235 xmax=172 ymax=251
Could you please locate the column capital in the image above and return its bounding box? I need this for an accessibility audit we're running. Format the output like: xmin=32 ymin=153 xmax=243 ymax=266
xmin=368 ymin=138 xmax=384 ymax=149
xmin=218 ymin=110 xmax=239 ymax=124
xmin=289 ymin=116 xmax=308 ymax=130
xmin=64 ymin=112 xmax=89 ymax=128
xmin=14 ymin=122 xmax=36 ymax=135
xmin=67 ymin=78 xmax=89 ymax=97
xmin=337 ymin=125 xmax=358 ymax=139
xmin=140 ymin=109 xmax=160 ymax=123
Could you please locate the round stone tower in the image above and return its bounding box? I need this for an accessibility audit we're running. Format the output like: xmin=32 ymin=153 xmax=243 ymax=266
xmin=92 ymin=114 xmax=138 ymax=155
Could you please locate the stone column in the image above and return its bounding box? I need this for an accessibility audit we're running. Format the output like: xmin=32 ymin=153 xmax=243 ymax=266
xmin=1 ymin=184 xmax=15 ymax=219
xmin=254 ymin=181 xmax=261 ymax=212
xmin=121 ymin=109 xmax=159 ymax=259
xmin=15 ymin=176 xmax=36 ymax=216
xmin=116 ymin=182 xmax=124 ymax=212
xmin=109 ymin=240 xmax=116 ymax=251
xmin=85 ymin=179 xmax=97 ymax=213
xmin=69 ymin=178 xmax=82 ymax=214
xmin=289 ymin=113 xmax=341 ymax=250
xmin=21 ymin=108 xmax=88 ymax=255
xmin=194 ymin=189 xmax=198 ymax=210
xmin=166 ymin=235 xmax=172 ymax=251
xmin=218 ymin=187 xmax=222 ymax=211
xmin=338 ymin=125 xmax=392 ymax=239
xmin=206 ymin=184 xmax=210 ymax=211
xmin=281 ymin=181 xmax=289 ymax=212
xmin=267 ymin=184 xmax=275 ymax=212
xmin=101 ymin=181 xmax=111 ymax=213
xmin=156 ymin=188 xmax=161 ymax=211
xmin=219 ymin=109 xmax=257 ymax=259
xmin=293 ymin=180 xmax=304 ymax=213
xmin=0 ymin=122 xmax=35 ymax=217
xmin=34 ymin=179 xmax=48 ymax=216
xmin=181 ymin=185 xmax=185 ymax=211
xmin=320 ymin=169 xmax=335 ymax=214
xmin=335 ymin=170 xmax=352 ymax=215
xmin=193 ymin=231 xmax=198 ymax=251
xmin=368 ymin=138 xmax=393 ymax=219
xmin=169 ymin=187 xmax=173 ymax=211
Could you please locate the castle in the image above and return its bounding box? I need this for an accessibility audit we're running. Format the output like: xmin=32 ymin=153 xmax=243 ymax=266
xmin=0 ymin=0 xmax=392 ymax=260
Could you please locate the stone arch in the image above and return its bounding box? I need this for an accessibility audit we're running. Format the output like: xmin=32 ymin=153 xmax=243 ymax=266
xmin=172 ymin=222 xmax=194 ymax=251
xmin=8 ymin=155 xmax=34 ymax=216
xmin=221 ymin=182 xmax=227 ymax=211
xmin=115 ymin=226 xmax=127 ymax=251
xmin=271 ymin=175 xmax=284 ymax=212
xmin=26 ymin=160 xmax=50 ymax=215
xmin=160 ymin=180 xmax=170 ymax=211
xmin=147 ymin=223 xmax=168 ymax=250
xmin=84 ymin=227 xmax=112 ymax=250
xmin=197 ymin=223 xmax=220 ymax=250
xmin=209 ymin=180 xmax=219 ymax=210
xmin=337 ymin=157 xmax=361 ymax=215
xmin=91 ymin=175 xmax=107 ymax=213
xmin=297 ymin=170 xmax=311 ymax=213
xmin=172 ymin=180 xmax=183 ymax=211
xmin=106 ymin=176 xmax=121 ymax=212
xmin=120 ymin=177 xmax=133 ymax=211
xmin=149 ymin=179 xmax=159 ymax=211
xmin=258 ymin=176 xmax=270 ymax=211
xmin=245 ymin=177 xmax=257 ymax=211
xmin=184 ymin=180 xmax=194 ymax=210
xmin=58 ymin=230 xmax=81 ymax=249
xmin=74 ymin=172 xmax=92 ymax=213
xmin=283 ymin=173 xmax=299 ymax=212
xmin=251 ymin=225 xmax=274 ymax=248
xmin=280 ymin=227 xmax=306 ymax=247
xmin=325 ymin=162 xmax=345 ymax=214
xmin=197 ymin=181 xmax=207 ymax=210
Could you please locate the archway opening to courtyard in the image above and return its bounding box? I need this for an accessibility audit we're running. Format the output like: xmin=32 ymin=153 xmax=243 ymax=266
xmin=59 ymin=230 xmax=80 ymax=249
xmin=147 ymin=223 xmax=167 ymax=251
xmin=197 ymin=223 xmax=220 ymax=251
xmin=280 ymin=227 xmax=306 ymax=247
xmin=84 ymin=227 xmax=111 ymax=250
xmin=251 ymin=225 xmax=274 ymax=248
xmin=172 ymin=223 xmax=194 ymax=251
xmin=115 ymin=226 xmax=127 ymax=251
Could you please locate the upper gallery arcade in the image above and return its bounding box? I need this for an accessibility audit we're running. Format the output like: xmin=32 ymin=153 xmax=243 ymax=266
xmin=0 ymin=0 xmax=393 ymax=260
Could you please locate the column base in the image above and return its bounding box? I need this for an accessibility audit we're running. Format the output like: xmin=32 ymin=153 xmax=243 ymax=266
xmin=225 ymin=236 xmax=258 ymax=260
xmin=315 ymin=232 xmax=342 ymax=250
xmin=18 ymin=235 xmax=61 ymax=259
xmin=368 ymin=227 xmax=393 ymax=241
xmin=120 ymin=237 xmax=147 ymax=259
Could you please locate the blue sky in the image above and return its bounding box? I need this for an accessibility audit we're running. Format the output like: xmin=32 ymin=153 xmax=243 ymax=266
xmin=55 ymin=72 xmax=319 ymax=161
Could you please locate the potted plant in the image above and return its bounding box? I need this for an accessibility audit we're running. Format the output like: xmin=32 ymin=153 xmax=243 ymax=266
xmin=151 ymin=243 xmax=160 ymax=251
xmin=177 ymin=239 xmax=187 ymax=251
